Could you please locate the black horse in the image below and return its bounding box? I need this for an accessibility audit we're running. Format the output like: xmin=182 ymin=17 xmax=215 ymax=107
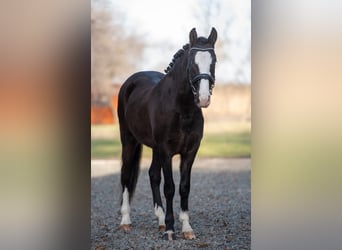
xmin=118 ymin=28 xmax=217 ymax=240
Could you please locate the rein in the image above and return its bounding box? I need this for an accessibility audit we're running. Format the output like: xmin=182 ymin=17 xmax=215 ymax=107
xmin=187 ymin=47 xmax=216 ymax=98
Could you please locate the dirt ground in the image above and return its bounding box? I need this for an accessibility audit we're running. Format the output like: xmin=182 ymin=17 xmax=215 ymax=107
xmin=91 ymin=157 xmax=251 ymax=250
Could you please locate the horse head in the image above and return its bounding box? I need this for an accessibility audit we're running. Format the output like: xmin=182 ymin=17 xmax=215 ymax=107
xmin=188 ymin=28 xmax=217 ymax=108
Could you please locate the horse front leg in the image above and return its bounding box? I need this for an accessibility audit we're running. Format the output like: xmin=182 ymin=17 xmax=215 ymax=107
xmin=179 ymin=152 xmax=197 ymax=239
xmin=161 ymin=156 xmax=176 ymax=240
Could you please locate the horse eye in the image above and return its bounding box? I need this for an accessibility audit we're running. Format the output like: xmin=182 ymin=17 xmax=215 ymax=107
xmin=191 ymin=64 xmax=198 ymax=71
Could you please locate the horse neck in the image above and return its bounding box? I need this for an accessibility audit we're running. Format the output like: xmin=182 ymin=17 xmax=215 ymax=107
xmin=166 ymin=53 xmax=191 ymax=97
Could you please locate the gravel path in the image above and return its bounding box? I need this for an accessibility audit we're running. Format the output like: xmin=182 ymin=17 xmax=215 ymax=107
xmin=91 ymin=158 xmax=250 ymax=250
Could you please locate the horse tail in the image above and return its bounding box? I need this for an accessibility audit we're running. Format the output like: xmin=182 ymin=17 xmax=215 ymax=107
xmin=118 ymin=78 xmax=142 ymax=201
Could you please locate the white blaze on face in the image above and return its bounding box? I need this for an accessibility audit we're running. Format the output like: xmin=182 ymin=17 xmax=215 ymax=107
xmin=179 ymin=210 xmax=193 ymax=232
xmin=194 ymin=51 xmax=212 ymax=107
xmin=120 ymin=187 xmax=131 ymax=225
xmin=154 ymin=204 xmax=165 ymax=226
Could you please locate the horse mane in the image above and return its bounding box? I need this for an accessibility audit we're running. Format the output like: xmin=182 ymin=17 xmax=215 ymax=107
xmin=164 ymin=44 xmax=190 ymax=74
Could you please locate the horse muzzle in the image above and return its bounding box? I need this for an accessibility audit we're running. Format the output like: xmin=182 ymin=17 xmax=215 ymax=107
xmin=197 ymin=95 xmax=211 ymax=108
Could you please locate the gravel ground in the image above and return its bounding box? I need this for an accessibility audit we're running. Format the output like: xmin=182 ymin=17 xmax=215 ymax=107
xmin=91 ymin=158 xmax=250 ymax=250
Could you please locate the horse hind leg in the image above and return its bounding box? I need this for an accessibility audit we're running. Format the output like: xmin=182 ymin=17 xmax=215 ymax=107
xmin=120 ymin=186 xmax=131 ymax=231
xmin=149 ymin=149 xmax=166 ymax=231
xmin=119 ymin=139 xmax=142 ymax=231
xmin=161 ymin=156 xmax=176 ymax=240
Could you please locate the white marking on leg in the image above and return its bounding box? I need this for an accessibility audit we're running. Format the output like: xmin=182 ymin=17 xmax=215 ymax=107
xmin=120 ymin=187 xmax=131 ymax=225
xmin=179 ymin=210 xmax=193 ymax=232
xmin=154 ymin=204 xmax=165 ymax=226
xmin=195 ymin=51 xmax=212 ymax=107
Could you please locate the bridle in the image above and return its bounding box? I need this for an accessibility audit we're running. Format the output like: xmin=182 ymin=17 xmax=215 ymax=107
xmin=187 ymin=47 xmax=216 ymax=98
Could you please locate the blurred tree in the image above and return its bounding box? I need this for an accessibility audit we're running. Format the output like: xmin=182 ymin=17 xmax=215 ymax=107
xmin=193 ymin=0 xmax=250 ymax=83
xmin=193 ymin=0 xmax=232 ymax=61
xmin=91 ymin=0 xmax=144 ymax=105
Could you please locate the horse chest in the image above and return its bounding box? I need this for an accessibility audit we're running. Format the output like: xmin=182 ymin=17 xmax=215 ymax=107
xmin=167 ymin=130 xmax=200 ymax=155
xmin=180 ymin=114 xmax=194 ymax=132
xmin=166 ymin=114 xmax=202 ymax=154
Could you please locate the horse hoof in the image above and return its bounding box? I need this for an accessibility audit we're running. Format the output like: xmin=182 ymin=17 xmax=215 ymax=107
xmin=183 ymin=231 xmax=196 ymax=240
xmin=119 ymin=224 xmax=132 ymax=231
xmin=163 ymin=231 xmax=176 ymax=241
xmin=159 ymin=225 xmax=166 ymax=231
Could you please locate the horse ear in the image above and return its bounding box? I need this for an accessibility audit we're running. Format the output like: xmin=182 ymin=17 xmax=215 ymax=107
xmin=189 ymin=28 xmax=197 ymax=47
xmin=208 ymin=27 xmax=217 ymax=46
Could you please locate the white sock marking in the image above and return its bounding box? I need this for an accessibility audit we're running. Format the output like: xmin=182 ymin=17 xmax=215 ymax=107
xmin=120 ymin=187 xmax=131 ymax=225
xmin=195 ymin=51 xmax=212 ymax=106
xmin=154 ymin=204 xmax=165 ymax=226
xmin=179 ymin=210 xmax=193 ymax=232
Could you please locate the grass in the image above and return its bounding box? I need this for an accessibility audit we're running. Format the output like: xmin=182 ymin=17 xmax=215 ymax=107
xmin=198 ymin=131 xmax=250 ymax=158
xmin=91 ymin=121 xmax=250 ymax=159
xmin=91 ymin=139 xmax=122 ymax=159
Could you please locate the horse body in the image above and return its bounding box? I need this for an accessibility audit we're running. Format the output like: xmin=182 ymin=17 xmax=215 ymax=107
xmin=119 ymin=71 xmax=164 ymax=148
xmin=119 ymin=70 xmax=204 ymax=153
xmin=117 ymin=28 xmax=217 ymax=240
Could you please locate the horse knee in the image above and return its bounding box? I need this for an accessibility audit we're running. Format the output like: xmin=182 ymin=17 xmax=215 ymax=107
xmin=164 ymin=182 xmax=175 ymax=198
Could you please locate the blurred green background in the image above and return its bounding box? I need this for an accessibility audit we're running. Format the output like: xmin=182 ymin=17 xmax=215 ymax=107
xmin=91 ymin=85 xmax=251 ymax=159
xmin=91 ymin=120 xmax=250 ymax=159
